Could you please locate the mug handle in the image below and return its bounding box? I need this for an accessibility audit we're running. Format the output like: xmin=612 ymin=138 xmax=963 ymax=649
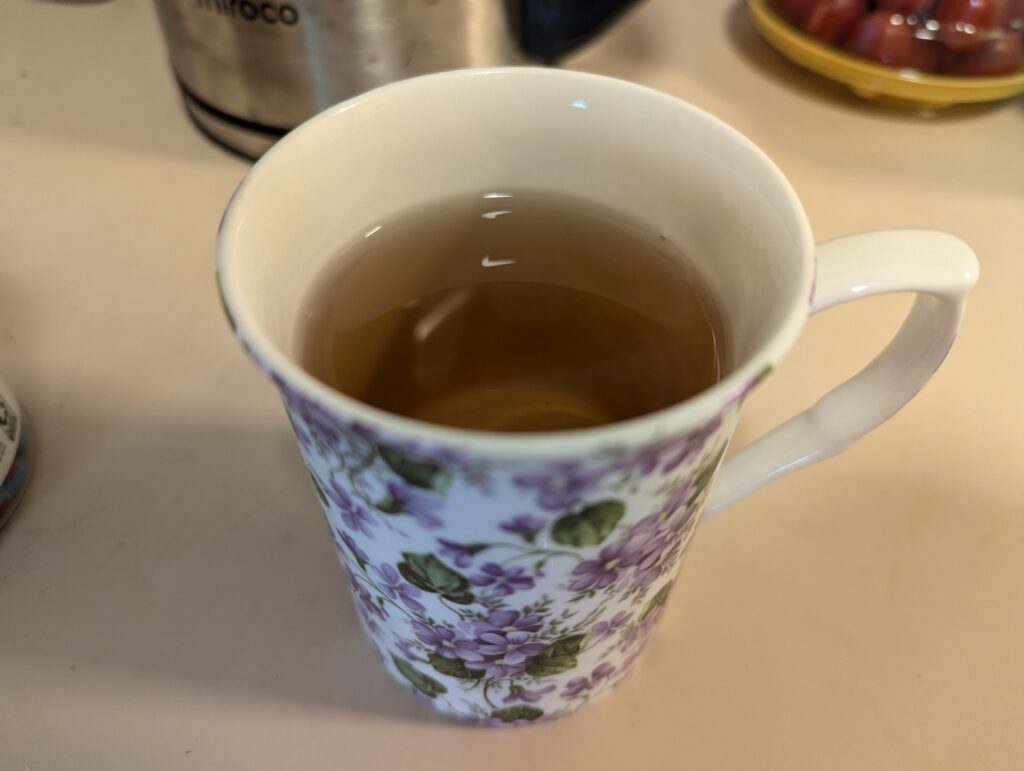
xmin=706 ymin=230 xmax=978 ymax=517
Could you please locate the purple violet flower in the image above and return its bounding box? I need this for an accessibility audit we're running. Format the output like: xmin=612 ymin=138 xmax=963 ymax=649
xmin=629 ymin=527 xmax=685 ymax=590
xmin=663 ymin=484 xmax=697 ymax=519
xmin=502 ymin=684 xmax=556 ymax=704
xmin=328 ymin=479 xmax=376 ymax=537
xmin=660 ymin=417 xmax=722 ymax=473
xmin=470 ymin=563 xmax=534 ymax=596
xmin=285 ymin=413 xmax=313 ymax=450
xmin=627 ymin=506 xmax=694 ymax=590
xmin=352 ymin=581 xmax=387 ymax=622
xmin=435 ymin=445 xmax=468 ymax=469
xmin=568 ymin=539 xmax=643 ymax=592
xmin=632 ymin=488 xmax=693 ymax=544
xmin=481 ymin=655 xmax=530 ymax=678
xmin=349 ymin=422 xmax=378 ymax=443
xmin=475 ymin=631 xmax=547 ymax=665
xmin=591 ymin=662 xmax=616 ymax=683
xmin=437 ymin=538 xmax=476 ymax=568
xmin=473 ymin=609 xmax=544 ymax=636
xmin=561 ymin=676 xmax=592 ymax=699
xmin=286 ymin=391 xmax=346 ymax=448
xmin=372 ymin=564 xmax=426 ymax=613
xmin=614 ymin=445 xmax=662 ymax=477
xmin=592 ymin=610 xmax=633 ymax=639
xmin=623 ymin=606 xmax=665 ymax=649
xmin=499 ymin=514 xmax=546 ymax=543
xmin=513 ymin=463 xmax=598 ymax=511
xmin=333 ymin=528 xmax=368 ymax=566
xmin=613 ymin=418 xmax=722 ymax=478
xmin=384 ymin=481 xmax=443 ymax=529
xmin=412 ymin=622 xmax=483 ymax=662
xmin=629 ymin=560 xmax=667 ymax=591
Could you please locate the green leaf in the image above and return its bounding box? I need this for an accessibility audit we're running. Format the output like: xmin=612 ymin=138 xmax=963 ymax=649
xmin=379 ymin=445 xmax=450 ymax=492
xmin=428 ymin=653 xmax=483 ymax=680
xmin=640 ymin=582 xmax=672 ymax=622
xmin=491 ymin=705 xmax=544 ymax=723
xmin=309 ymin=472 xmax=328 ymax=507
xmin=391 ymin=655 xmax=446 ymax=698
xmin=689 ymin=443 xmax=728 ymax=505
xmin=546 ymin=633 xmax=588 ymax=657
xmin=525 ymin=633 xmax=587 ymax=677
xmin=551 ymin=500 xmax=625 ymax=547
xmin=398 ymin=552 xmax=475 ymax=605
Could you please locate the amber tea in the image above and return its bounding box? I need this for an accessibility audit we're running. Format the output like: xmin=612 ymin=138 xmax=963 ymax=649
xmin=300 ymin=192 xmax=725 ymax=432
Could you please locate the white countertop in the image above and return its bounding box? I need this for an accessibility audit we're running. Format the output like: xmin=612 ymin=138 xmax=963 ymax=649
xmin=2 ymin=0 xmax=1022 ymax=768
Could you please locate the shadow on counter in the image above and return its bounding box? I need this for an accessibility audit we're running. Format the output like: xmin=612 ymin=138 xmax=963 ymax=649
xmin=0 ymin=411 xmax=441 ymax=725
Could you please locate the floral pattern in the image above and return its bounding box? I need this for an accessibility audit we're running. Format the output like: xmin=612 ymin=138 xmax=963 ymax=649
xmin=274 ymin=378 xmax=736 ymax=725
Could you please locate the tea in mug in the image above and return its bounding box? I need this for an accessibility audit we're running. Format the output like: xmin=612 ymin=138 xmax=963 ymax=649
xmin=300 ymin=191 xmax=726 ymax=432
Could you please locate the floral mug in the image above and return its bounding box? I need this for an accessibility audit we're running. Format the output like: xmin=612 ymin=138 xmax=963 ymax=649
xmin=216 ymin=69 xmax=978 ymax=725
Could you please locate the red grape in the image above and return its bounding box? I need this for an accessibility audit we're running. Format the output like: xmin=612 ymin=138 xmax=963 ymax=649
xmin=774 ymin=0 xmax=819 ymax=25
xmin=934 ymin=0 xmax=1003 ymax=51
xmin=944 ymin=33 xmax=1023 ymax=73
xmin=802 ymin=0 xmax=868 ymax=43
xmin=876 ymin=0 xmax=936 ymax=16
xmin=999 ymin=0 xmax=1023 ymax=26
xmin=844 ymin=11 xmax=943 ymax=70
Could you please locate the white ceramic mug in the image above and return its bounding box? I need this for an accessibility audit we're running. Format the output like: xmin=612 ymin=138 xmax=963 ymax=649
xmin=217 ymin=68 xmax=978 ymax=725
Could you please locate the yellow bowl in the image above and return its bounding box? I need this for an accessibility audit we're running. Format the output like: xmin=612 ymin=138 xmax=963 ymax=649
xmin=747 ymin=0 xmax=1024 ymax=107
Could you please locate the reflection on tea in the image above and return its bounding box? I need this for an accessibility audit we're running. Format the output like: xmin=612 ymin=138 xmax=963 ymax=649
xmin=300 ymin=192 xmax=725 ymax=432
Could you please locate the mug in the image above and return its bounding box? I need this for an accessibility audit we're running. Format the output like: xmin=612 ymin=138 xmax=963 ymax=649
xmin=216 ymin=68 xmax=978 ymax=725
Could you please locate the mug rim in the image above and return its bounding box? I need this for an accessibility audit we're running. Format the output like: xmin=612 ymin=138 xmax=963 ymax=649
xmin=217 ymin=67 xmax=815 ymax=453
